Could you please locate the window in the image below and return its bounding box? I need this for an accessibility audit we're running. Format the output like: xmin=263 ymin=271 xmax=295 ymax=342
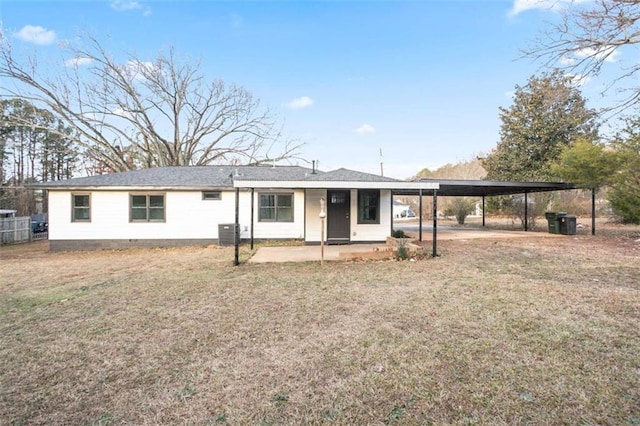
xmin=130 ymin=194 xmax=165 ymax=222
xmin=202 ymin=191 xmax=221 ymax=200
xmin=72 ymin=194 xmax=90 ymax=222
xmin=259 ymin=193 xmax=293 ymax=222
xmin=331 ymin=193 xmax=346 ymax=204
xmin=358 ymin=190 xmax=380 ymax=224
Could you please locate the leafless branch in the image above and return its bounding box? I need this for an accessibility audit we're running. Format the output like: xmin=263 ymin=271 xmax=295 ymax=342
xmin=523 ymin=0 xmax=640 ymax=113
xmin=0 ymin=33 xmax=302 ymax=172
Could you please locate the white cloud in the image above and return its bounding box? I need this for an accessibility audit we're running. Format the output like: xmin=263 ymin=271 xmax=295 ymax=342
xmin=575 ymin=46 xmax=619 ymax=63
xmin=64 ymin=57 xmax=94 ymax=67
xmin=568 ymin=73 xmax=592 ymax=86
xmin=509 ymin=0 xmax=590 ymax=17
xmin=559 ymin=55 xmax=576 ymax=66
xmin=112 ymin=107 xmax=134 ymax=119
xmin=124 ymin=60 xmax=158 ymax=80
xmin=128 ymin=60 xmax=155 ymax=71
xmin=231 ymin=14 xmax=243 ymax=28
xmin=14 ymin=25 xmax=56 ymax=45
xmin=556 ymin=47 xmax=620 ymax=70
xmin=110 ymin=0 xmax=151 ymax=16
xmin=110 ymin=0 xmax=141 ymax=11
xmin=286 ymin=96 xmax=314 ymax=109
xmin=354 ymin=123 xmax=376 ymax=135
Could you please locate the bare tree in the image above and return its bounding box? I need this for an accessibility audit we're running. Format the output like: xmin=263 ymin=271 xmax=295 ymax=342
xmin=0 ymin=34 xmax=301 ymax=173
xmin=523 ymin=0 xmax=640 ymax=112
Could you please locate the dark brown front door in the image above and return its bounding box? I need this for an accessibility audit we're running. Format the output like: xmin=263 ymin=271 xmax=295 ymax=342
xmin=327 ymin=190 xmax=350 ymax=243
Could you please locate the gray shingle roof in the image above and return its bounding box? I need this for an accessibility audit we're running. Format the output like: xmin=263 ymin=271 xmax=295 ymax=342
xmin=35 ymin=166 xmax=225 ymax=188
xmin=231 ymin=165 xmax=319 ymax=181
xmin=31 ymin=165 xmax=403 ymax=189
xmin=303 ymin=168 xmax=400 ymax=183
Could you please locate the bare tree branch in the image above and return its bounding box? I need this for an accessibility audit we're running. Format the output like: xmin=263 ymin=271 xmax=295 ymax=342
xmin=523 ymin=0 xmax=640 ymax=113
xmin=0 ymin=33 xmax=302 ymax=172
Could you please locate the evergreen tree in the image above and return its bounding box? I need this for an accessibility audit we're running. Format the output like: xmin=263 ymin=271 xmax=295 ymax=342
xmin=484 ymin=71 xmax=599 ymax=181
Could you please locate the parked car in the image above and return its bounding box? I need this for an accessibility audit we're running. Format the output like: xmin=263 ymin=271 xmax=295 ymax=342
xmin=31 ymin=220 xmax=48 ymax=234
xmin=400 ymin=209 xmax=416 ymax=218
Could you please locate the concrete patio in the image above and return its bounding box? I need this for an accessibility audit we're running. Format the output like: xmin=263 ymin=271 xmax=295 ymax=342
xmin=247 ymin=227 xmax=562 ymax=263
xmin=248 ymin=243 xmax=392 ymax=263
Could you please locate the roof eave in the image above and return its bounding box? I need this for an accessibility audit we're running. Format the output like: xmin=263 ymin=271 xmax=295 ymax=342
xmin=32 ymin=185 xmax=236 ymax=191
xmin=233 ymin=180 xmax=439 ymax=190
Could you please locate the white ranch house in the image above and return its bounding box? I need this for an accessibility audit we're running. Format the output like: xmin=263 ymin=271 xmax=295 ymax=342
xmin=33 ymin=165 xmax=438 ymax=251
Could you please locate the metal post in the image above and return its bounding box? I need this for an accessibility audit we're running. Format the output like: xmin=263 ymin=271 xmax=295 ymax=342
xmin=234 ymin=187 xmax=240 ymax=266
xmin=320 ymin=219 xmax=325 ymax=265
xmin=432 ymin=189 xmax=437 ymax=257
xmin=419 ymin=189 xmax=423 ymax=242
xmin=319 ymin=197 xmax=326 ymax=265
xmin=390 ymin=193 xmax=394 ymax=237
xmin=524 ymin=191 xmax=528 ymax=231
xmin=482 ymin=196 xmax=486 ymax=227
xmin=592 ymin=187 xmax=596 ymax=236
xmin=250 ymin=188 xmax=255 ymax=250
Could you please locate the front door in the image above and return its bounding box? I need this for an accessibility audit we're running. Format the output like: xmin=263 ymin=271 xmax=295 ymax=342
xmin=327 ymin=190 xmax=350 ymax=243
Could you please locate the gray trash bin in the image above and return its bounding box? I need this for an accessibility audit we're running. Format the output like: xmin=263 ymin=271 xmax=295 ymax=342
xmin=559 ymin=215 xmax=577 ymax=235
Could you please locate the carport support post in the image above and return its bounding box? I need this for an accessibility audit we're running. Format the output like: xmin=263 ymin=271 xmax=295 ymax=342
xmin=250 ymin=188 xmax=255 ymax=250
xmin=592 ymin=187 xmax=596 ymax=236
xmin=319 ymin=197 xmax=326 ymax=266
xmin=418 ymin=189 xmax=423 ymax=241
xmin=482 ymin=196 xmax=486 ymax=227
xmin=524 ymin=191 xmax=528 ymax=231
xmin=432 ymin=189 xmax=438 ymax=257
xmin=234 ymin=187 xmax=240 ymax=266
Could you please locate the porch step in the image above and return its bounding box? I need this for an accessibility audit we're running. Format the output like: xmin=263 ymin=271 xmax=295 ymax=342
xmin=337 ymin=237 xmax=421 ymax=260
xmin=338 ymin=246 xmax=394 ymax=260
xmin=385 ymin=236 xmax=422 ymax=252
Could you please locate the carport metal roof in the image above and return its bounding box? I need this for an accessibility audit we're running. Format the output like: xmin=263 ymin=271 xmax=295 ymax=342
xmin=393 ymin=179 xmax=575 ymax=197
xmin=390 ymin=179 xmax=587 ymax=260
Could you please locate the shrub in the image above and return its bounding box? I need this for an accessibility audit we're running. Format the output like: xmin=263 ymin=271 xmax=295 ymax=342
xmin=394 ymin=245 xmax=409 ymax=260
xmin=392 ymin=229 xmax=408 ymax=238
xmin=608 ymin=188 xmax=640 ymax=224
xmin=444 ymin=197 xmax=476 ymax=225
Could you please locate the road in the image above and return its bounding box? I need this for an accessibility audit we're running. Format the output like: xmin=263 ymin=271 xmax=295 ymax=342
xmin=392 ymin=219 xmax=552 ymax=241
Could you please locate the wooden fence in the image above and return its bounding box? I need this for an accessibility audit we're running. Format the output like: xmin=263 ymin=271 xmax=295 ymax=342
xmin=1 ymin=217 xmax=32 ymax=245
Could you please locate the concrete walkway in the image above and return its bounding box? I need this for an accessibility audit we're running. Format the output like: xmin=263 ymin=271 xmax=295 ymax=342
xmin=248 ymin=228 xmax=562 ymax=263
xmin=248 ymin=244 xmax=390 ymax=263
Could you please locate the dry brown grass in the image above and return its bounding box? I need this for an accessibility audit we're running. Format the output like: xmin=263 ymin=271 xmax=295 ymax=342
xmin=1 ymin=233 xmax=639 ymax=425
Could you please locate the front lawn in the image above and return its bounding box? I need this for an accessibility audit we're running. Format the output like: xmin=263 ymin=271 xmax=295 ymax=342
xmin=1 ymin=235 xmax=639 ymax=424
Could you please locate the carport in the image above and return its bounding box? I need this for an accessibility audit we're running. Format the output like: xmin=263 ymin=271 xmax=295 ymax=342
xmin=234 ymin=177 xmax=584 ymax=264
xmin=393 ymin=179 xmax=591 ymax=256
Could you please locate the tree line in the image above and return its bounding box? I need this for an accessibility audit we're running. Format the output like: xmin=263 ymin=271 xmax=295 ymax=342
xmin=0 ymin=99 xmax=78 ymax=214
xmin=481 ymin=70 xmax=640 ymax=224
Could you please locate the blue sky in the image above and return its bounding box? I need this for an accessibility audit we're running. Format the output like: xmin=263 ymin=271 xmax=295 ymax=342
xmin=0 ymin=0 xmax=608 ymax=178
